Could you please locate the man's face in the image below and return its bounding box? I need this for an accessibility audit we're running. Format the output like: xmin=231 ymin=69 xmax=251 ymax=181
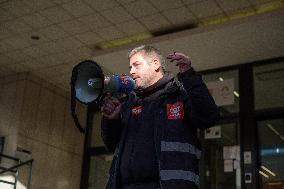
xmin=129 ymin=52 xmax=155 ymax=89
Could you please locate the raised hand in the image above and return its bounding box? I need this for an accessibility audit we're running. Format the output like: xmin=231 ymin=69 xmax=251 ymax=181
xmin=167 ymin=52 xmax=191 ymax=73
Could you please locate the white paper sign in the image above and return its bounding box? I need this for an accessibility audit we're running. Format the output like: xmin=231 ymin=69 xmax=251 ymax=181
xmin=224 ymin=159 xmax=233 ymax=172
xmin=206 ymin=79 xmax=235 ymax=106
xmin=245 ymin=172 xmax=252 ymax=183
xmin=244 ymin=151 xmax=252 ymax=164
xmin=204 ymin=126 xmax=221 ymax=139
xmin=234 ymin=160 xmax=240 ymax=169
xmin=223 ymin=146 xmax=240 ymax=160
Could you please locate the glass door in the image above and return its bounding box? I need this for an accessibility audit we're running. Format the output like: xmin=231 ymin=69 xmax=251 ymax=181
xmin=199 ymin=120 xmax=241 ymax=189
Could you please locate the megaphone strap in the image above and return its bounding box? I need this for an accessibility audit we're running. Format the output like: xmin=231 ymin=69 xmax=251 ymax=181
xmin=70 ymin=65 xmax=86 ymax=133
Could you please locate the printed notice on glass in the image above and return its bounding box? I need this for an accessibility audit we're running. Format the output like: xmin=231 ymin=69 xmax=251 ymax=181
xmin=234 ymin=160 xmax=240 ymax=169
xmin=204 ymin=125 xmax=221 ymax=139
xmin=206 ymin=79 xmax=235 ymax=106
xmin=244 ymin=151 xmax=252 ymax=164
xmin=224 ymin=159 xmax=233 ymax=172
xmin=223 ymin=146 xmax=240 ymax=160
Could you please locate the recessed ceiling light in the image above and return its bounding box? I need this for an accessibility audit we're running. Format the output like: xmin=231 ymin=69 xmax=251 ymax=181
xmin=31 ymin=35 xmax=40 ymax=40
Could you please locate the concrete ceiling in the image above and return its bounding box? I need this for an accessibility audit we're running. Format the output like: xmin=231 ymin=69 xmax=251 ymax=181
xmin=97 ymin=8 xmax=284 ymax=74
xmin=0 ymin=0 xmax=283 ymax=91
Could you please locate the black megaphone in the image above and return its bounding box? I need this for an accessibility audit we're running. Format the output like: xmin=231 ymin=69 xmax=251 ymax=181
xmin=70 ymin=60 xmax=135 ymax=133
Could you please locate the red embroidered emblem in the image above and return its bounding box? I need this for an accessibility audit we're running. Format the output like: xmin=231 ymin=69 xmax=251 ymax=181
xmin=167 ymin=102 xmax=184 ymax=119
xmin=132 ymin=106 xmax=142 ymax=116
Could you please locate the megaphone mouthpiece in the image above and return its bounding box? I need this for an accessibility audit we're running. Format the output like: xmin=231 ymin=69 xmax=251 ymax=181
xmin=105 ymin=74 xmax=135 ymax=94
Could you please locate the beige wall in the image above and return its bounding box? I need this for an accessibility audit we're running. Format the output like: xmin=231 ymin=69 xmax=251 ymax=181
xmin=0 ymin=73 xmax=86 ymax=189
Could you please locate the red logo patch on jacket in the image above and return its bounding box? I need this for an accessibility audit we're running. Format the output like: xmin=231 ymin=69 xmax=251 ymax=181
xmin=132 ymin=106 xmax=142 ymax=116
xmin=167 ymin=102 xmax=184 ymax=119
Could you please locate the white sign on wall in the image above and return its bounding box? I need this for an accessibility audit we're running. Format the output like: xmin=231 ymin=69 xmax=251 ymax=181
xmin=224 ymin=159 xmax=234 ymax=172
xmin=204 ymin=126 xmax=221 ymax=139
xmin=223 ymin=145 xmax=240 ymax=160
xmin=206 ymin=79 xmax=235 ymax=106
xmin=244 ymin=151 xmax=252 ymax=164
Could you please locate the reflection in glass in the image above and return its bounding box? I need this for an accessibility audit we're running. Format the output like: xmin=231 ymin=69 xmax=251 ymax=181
xmin=258 ymin=119 xmax=284 ymax=189
xmin=254 ymin=62 xmax=284 ymax=110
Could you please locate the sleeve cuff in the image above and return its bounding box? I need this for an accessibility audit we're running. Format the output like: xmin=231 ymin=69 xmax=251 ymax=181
xmin=177 ymin=67 xmax=195 ymax=79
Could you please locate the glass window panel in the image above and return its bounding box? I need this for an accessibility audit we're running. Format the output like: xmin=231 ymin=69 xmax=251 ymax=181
xmin=199 ymin=121 xmax=241 ymax=189
xmin=258 ymin=118 xmax=284 ymax=188
xmin=254 ymin=62 xmax=284 ymax=110
xmin=202 ymin=70 xmax=239 ymax=116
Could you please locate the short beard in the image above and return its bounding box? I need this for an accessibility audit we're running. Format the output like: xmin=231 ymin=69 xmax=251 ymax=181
xmin=135 ymin=77 xmax=152 ymax=90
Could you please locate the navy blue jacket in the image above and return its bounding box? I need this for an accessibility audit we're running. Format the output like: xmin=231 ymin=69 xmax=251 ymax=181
xmin=101 ymin=68 xmax=220 ymax=189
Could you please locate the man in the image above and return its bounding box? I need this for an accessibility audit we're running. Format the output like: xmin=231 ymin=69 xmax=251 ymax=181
xmin=101 ymin=45 xmax=219 ymax=189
